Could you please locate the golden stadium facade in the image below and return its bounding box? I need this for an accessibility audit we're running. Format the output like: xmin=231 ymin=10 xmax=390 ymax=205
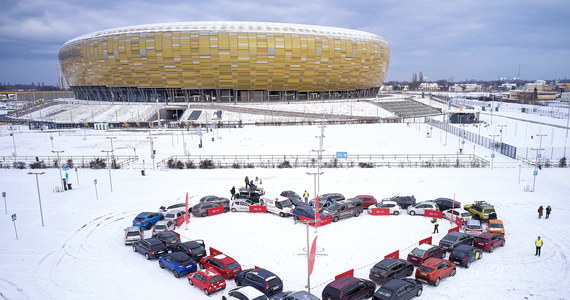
xmin=59 ymin=21 xmax=390 ymax=102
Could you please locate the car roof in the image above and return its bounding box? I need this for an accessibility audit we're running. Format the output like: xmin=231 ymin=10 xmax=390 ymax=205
xmin=199 ymin=268 xmax=221 ymax=277
xmin=445 ymin=231 xmax=464 ymax=237
xmin=165 ymin=209 xmax=184 ymax=214
xmin=422 ymin=257 xmax=443 ymax=267
xmin=155 ymin=220 xmax=171 ymax=225
xmin=382 ymin=278 xmax=409 ymax=290
xmin=328 ymin=276 xmax=358 ymax=288
xmin=244 ymin=268 xmax=276 ymax=279
xmin=416 ymin=243 xmax=434 ymax=251
xmin=145 ymin=238 xmax=163 ymax=245
xmin=167 ymin=252 xmax=192 ymax=261
xmin=376 ymin=258 xmax=404 ymax=268
xmin=126 ymin=226 xmax=141 ymax=231
xmin=289 ymin=291 xmax=319 ymax=299
xmin=477 ymin=232 xmax=496 ymax=239
xmin=466 ymin=219 xmax=481 ymax=225
xmin=230 ymin=286 xmax=265 ymax=298
xmin=488 ymin=219 xmax=503 ymax=224
xmin=180 ymin=240 xmax=203 ymax=247
xmin=136 ymin=212 xmax=154 ymax=216
xmin=212 ymin=254 xmax=235 ymax=263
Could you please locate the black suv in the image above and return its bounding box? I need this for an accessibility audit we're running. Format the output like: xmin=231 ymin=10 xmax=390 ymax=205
xmin=430 ymin=198 xmax=461 ymax=211
xmin=369 ymin=258 xmax=414 ymax=284
xmin=383 ymin=195 xmax=416 ymax=209
xmin=171 ymin=240 xmax=206 ymax=260
xmin=133 ymin=238 xmax=168 ymax=260
xmin=238 ymin=188 xmax=264 ymax=203
xmin=438 ymin=232 xmax=474 ymax=252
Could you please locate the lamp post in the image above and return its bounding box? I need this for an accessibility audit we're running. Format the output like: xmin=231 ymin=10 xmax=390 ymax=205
xmin=101 ymin=150 xmax=113 ymax=192
xmin=146 ymin=136 xmax=157 ymax=171
xmin=9 ymin=126 xmax=17 ymax=156
xmin=497 ymin=124 xmax=507 ymax=145
xmin=27 ymin=172 xmax=45 ymax=227
xmin=564 ymin=101 xmax=570 ymax=158
xmin=106 ymin=137 xmax=117 ymax=153
xmin=489 ymin=134 xmax=499 ymax=170
xmin=531 ymin=133 xmax=547 ymax=192
xmin=51 ymin=150 xmax=65 ymax=190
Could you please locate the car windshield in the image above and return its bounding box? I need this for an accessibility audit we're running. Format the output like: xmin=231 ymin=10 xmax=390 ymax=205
xmin=411 ymin=248 xmax=426 ymax=256
xmin=475 ymin=237 xmax=490 ymax=243
xmin=451 ymin=250 xmax=467 ymax=257
xmin=165 ymin=213 xmax=176 ymax=218
xmin=253 ymin=296 xmax=268 ymax=300
xmin=126 ymin=231 xmax=140 ymax=237
xmin=325 ymin=204 xmax=340 ymax=212
xmin=227 ymin=262 xmax=240 ymax=270
xmin=375 ymin=288 xmax=393 ymax=298
xmin=267 ymin=277 xmax=281 ymax=288
xmin=486 ymin=208 xmax=496 ymax=213
xmin=154 ymin=225 xmax=166 ymax=230
xmin=466 ymin=224 xmax=481 ymax=229
xmin=134 ymin=217 xmax=144 ymax=221
xmin=211 ymin=275 xmax=223 ymax=283
xmin=490 ymin=223 xmax=504 ymax=228
xmin=443 ymin=235 xmax=459 ymax=242
xmin=163 ymin=235 xmax=178 ymax=242
xmin=279 ymin=199 xmax=293 ymax=207
xmin=418 ymin=265 xmax=434 ymax=273
xmin=461 ymin=212 xmax=471 ymax=217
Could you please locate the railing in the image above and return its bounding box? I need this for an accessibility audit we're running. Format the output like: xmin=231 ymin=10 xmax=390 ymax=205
xmin=0 ymin=155 xmax=138 ymax=169
xmin=159 ymin=153 xmax=489 ymax=169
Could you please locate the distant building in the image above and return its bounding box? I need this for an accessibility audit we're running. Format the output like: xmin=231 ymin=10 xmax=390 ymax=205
xmin=449 ymin=84 xmax=482 ymax=92
xmin=506 ymin=90 xmax=557 ymax=101
xmin=524 ymin=80 xmax=551 ymax=91
xmin=418 ymin=82 xmax=439 ymax=91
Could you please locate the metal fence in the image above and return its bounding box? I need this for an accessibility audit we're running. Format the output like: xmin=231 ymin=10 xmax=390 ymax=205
xmin=0 ymin=155 xmax=137 ymax=169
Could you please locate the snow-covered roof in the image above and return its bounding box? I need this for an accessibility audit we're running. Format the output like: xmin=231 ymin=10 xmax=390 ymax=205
xmin=417 ymin=243 xmax=433 ymax=251
xmin=64 ymin=21 xmax=386 ymax=45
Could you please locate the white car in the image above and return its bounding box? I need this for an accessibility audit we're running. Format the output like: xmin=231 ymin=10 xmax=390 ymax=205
xmin=464 ymin=219 xmax=483 ymax=236
xmin=367 ymin=200 xmax=402 ymax=215
xmin=222 ymin=286 xmax=269 ymax=300
xmin=163 ymin=209 xmax=186 ymax=227
xmin=152 ymin=220 xmax=175 ymax=233
xmin=443 ymin=209 xmax=472 ymax=223
xmin=407 ymin=202 xmax=439 ymax=216
xmin=261 ymin=196 xmax=294 ymax=217
xmin=231 ymin=199 xmax=254 ymax=212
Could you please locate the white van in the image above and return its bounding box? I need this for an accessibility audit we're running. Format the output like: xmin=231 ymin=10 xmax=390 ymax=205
xmin=260 ymin=196 xmax=294 ymax=217
xmin=465 ymin=219 xmax=483 ymax=235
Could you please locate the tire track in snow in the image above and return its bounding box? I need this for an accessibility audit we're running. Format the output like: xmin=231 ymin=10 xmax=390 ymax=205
xmin=0 ymin=278 xmax=29 ymax=300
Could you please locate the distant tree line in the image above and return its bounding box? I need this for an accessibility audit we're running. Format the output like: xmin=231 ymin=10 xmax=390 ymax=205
xmin=0 ymin=82 xmax=65 ymax=92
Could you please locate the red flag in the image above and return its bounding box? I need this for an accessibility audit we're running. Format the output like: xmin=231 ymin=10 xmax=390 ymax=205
xmin=314 ymin=195 xmax=320 ymax=221
xmin=185 ymin=193 xmax=190 ymax=226
xmin=309 ymin=235 xmax=318 ymax=275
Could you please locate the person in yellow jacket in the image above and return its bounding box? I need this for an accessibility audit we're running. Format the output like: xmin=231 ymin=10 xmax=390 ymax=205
xmin=535 ymin=236 xmax=543 ymax=256
xmin=303 ymin=191 xmax=309 ymax=202
xmin=432 ymin=218 xmax=439 ymax=233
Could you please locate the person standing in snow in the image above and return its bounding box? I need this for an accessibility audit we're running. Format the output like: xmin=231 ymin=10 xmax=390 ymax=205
xmin=230 ymin=186 xmax=236 ymax=200
xmin=432 ymin=218 xmax=439 ymax=233
xmin=303 ymin=190 xmax=309 ymax=202
xmin=545 ymin=205 xmax=552 ymax=219
xmin=538 ymin=205 xmax=543 ymax=219
xmin=535 ymin=236 xmax=543 ymax=256
xmin=244 ymin=176 xmax=249 ymax=189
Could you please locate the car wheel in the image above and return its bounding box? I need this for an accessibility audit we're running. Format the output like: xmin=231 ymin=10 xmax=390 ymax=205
xmin=441 ymin=252 xmax=446 ymax=259
xmin=355 ymin=211 xmax=360 ymax=217
xmin=451 ymin=268 xmax=456 ymax=276
xmin=416 ymin=288 xmax=423 ymax=297
xmin=132 ymin=245 xmax=137 ymax=252
xmin=173 ymin=269 xmax=180 ymax=278
xmin=489 ymin=246 xmax=494 ymax=253
xmin=204 ymin=289 xmax=210 ymax=295
xmin=159 ymin=261 xmax=165 ymax=269
xmin=407 ymin=268 xmax=413 ymax=276
xmin=466 ymin=261 xmax=471 ymax=268
xmin=501 ymin=240 xmax=505 ymax=247
xmin=409 ymin=210 xmax=416 ymax=216
xmin=235 ymin=278 xmax=240 ymax=285
xmin=201 ymin=212 xmax=207 ymax=217
xmin=478 ymin=251 xmax=483 ymax=259
xmin=224 ymin=207 xmax=229 ymax=213
xmin=393 ymin=211 xmax=399 ymax=215
xmin=199 ymin=264 xmax=204 ymax=269
xmin=279 ymin=212 xmax=285 ymax=217
xmin=145 ymin=253 xmax=151 ymax=260
xmin=434 ymin=277 xmax=440 ymax=287
xmin=332 ymin=216 xmax=339 ymax=222
xmin=231 ymin=208 xmax=237 ymax=212
xmin=189 ymin=278 xmax=194 ymax=285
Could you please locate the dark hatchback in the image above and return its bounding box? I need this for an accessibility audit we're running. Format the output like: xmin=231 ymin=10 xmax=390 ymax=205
xmin=369 ymin=258 xmax=414 ymax=284
xmin=382 ymin=195 xmax=416 ymax=209
xmin=372 ymin=278 xmax=422 ymax=300
xmin=322 ymin=276 xmax=375 ymax=300
xmin=438 ymin=232 xmax=474 ymax=252
xmin=132 ymin=238 xmax=168 ymax=260
xmin=151 ymin=230 xmax=181 ymax=248
xmin=292 ymin=206 xmax=325 ymax=220
xmin=449 ymin=245 xmax=483 ymax=268
xmin=431 ymin=198 xmax=461 ymax=211
xmin=235 ymin=268 xmax=283 ymax=296
xmin=171 ymin=240 xmax=207 ymax=260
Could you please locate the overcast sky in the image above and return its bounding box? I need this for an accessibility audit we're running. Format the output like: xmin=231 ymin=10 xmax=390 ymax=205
xmin=1 ymin=0 xmax=569 ymax=86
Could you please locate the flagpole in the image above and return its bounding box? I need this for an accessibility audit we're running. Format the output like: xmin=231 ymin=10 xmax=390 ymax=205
xmin=306 ymin=220 xmax=311 ymax=293
xmin=185 ymin=192 xmax=189 ymax=230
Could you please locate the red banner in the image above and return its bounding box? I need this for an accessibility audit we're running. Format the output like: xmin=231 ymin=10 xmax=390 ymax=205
xmin=209 ymin=247 xmax=223 ymax=257
xmin=370 ymin=208 xmax=390 ymax=215
xmin=309 ymin=236 xmax=318 ymax=275
xmin=384 ymin=250 xmax=399 ymax=259
xmin=455 ymin=217 xmax=463 ymax=228
xmin=424 ymin=209 xmax=443 ymax=219
xmin=249 ymin=205 xmax=267 ymax=213
xmin=185 ymin=192 xmax=190 ymax=226
xmin=207 ymin=206 xmax=225 ymax=216
xmin=335 ymin=269 xmax=354 ymax=280
xmin=448 ymin=227 xmax=460 ymax=233
xmin=315 ymin=195 xmax=320 ymax=221
xmin=299 ymin=216 xmax=331 ymax=227
xmin=419 ymin=237 xmax=432 ymax=245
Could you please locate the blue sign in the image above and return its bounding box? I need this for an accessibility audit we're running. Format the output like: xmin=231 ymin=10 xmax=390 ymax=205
xmin=536 ymin=153 xmax=542 ymax=159
xmin=151 ymin=154 xmax=155 ymax=159
xmin=11 ymin=214 xmax=16 ymax=221
xmin=461 ymin=140 xmax=465 ymax=144
xmin=111 ymin=154 xmax=115 ymax=160
xmin=318 ymin=155 xmax=322 ymax=160
xmin=533 ymin=170 xmax=538 ymax=176
xmin=491 ymin=153 xmax=495 ymax=158
xmin=65 ymin=172 xmax=69 ymax=180
xmin=62 ymin=167 xmax=70 ymax=171
xmin=336 ymin=152 xmax=348 ymax=159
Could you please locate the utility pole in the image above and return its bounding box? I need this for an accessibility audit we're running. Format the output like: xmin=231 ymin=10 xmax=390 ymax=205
xmin=101 ymin=150 xmax=114 ymax=192
xmin=531 ymin=133 xmax=547 ymax=192
xmin=147 ymin=135 xmax=157 ymax=171
xmin=106 ymin=136 xmax=117 ymax=153
xmin=489 ymin=134 xmax=499 ymax=170
xmin=27 ymin=172 xmax=46 ymax=227
xmin=52 ymin=150 xmax=65 ymax=190
xmin=9 ymin=126 xmax=17 ymax=156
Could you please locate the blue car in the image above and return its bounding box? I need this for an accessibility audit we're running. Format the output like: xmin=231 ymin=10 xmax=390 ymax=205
xmin=158 ymin=252 xmax=198 ymax=278
xmin=235 ymin=268 xmax=283 ymax=296
xmin=133 ymin=212 xmax=164 ymax=230
xmin=292 ymin=206 xmax=325 ymax=220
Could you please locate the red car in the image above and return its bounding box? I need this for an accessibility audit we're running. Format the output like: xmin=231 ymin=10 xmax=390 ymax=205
xmin=473 ymin=232 xmax=505 ymax=252
xmin=188 ymin=268 xmax=226 ymax=295
xmin=407 ymin=243 xmax=446 ymax=266
xmin=199 ymin=254 xmax=242 ymax=279
xmin=353 ymin=195 xmax=378 ymax=208
xmin=415 ymin=258 xmax=456 ymax=286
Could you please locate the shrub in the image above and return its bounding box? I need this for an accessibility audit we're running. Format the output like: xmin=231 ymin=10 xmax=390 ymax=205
xmin=29 ymin=161 xmax=47 ymax=169
xmin=231 ymin=162 xmax=241 ymax=169
xmin=245 ymin=163 xmax=254 ymax=168
xmin=185 ymin=161 xmax=196 ymax=169
xmin=358 ymin=162 xmax=374 ymax=168
xmin=199 ymin=159 xmax=215 ymax=169
xmin=89 ymin=158 xmax=106 ymax=169
xmin=277 ymin=160 xmax=292 ymax=168
xmin=13 ymin=161 xmax=26 ymax=169
xmin=175 ymin=161 xmax=185 ymax=169
xmin=559 ymin=157 xmax=567 ymax=168
xmin=167 ymin=158 xmax=176 ymax=169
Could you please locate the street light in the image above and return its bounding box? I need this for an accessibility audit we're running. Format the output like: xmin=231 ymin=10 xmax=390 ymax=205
xmin=27 ymin=172 xmax=45 ymax=227
xmin=106 ymin=137 xmax=117 ymax=153
xmin=564 ymin=101 xmax=570 ymax=158
xmin=51 ymin=150 xmax=65 ymax=190
xmin=9 ymin=126 xmax=17 ymax=156
xmin=531 ymin=133 xmax=547 ymax=192
xmin=489 ymin=134 xmax=499 ymax=170
xmin=146 ymin=136 xmax=157 ymax=171
xmin=101 ymin=150 xmax=114 ymax=192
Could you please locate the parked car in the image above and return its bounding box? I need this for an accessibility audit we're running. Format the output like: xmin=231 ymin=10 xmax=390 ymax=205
xmin=235 ymin=268 xmax=283 ymax=296
xmin=369 ymin=258 xmax=414 ymax=284
xmin=188 ymin=268 xmax=226 ymax=295
xmin=473 ymin=232 xmax=505 ymax=252
xmin=407 ymin=244 xmax=446 ymax=266
xmin=199 ymin=254 xmax=242 ymax=279
xmin=158 ymin=252 xmax=198 ymax=278
xmin=407 ymin=202 xmax=439 ymax=216
xmin=132 ymin=212 xmax=164 ymax=230
xmin=464 ymin=201 xmax=497 ymax=220
xmin=231 ymin=199 xmax=255 ymax=212
xmin=438 ymin=232 xmax=474 ymax=252
xmin=414 ymin=258 xmax=456 ymax=286
xmin=322 ymin=276 xmax=376 ymax=300
xmin=372 ymin=278 xmax=423 ymax=300
xmin=152 ymin=220 xmax=176 ymax=233
xmin=159 ymin=203 xmax=188 ymax=213
xmin=132 ymin=238 xmax=168 ymax=260
xmin=443 ymin=209 xmax=472 ymax=223
xmin=487 ymin=219 xmax=505 ymax=235
xmin=292 ymin=206 xmax=325 ymax=220
xmin=222 ymin=286 xmax=269 ymax=300
xmin=274 ymin=290 xmax=320 ymax=300
xmin=322 ymin=199 xmax=363 ymax=222
xmin=382 ymin=195 xmax=416 ymax=209
xmin=351 ymin=195 xmax=378 ymax=208
xmin=464 ymin=219 xmax=483 ymax=236
xmin=163 ymin=209 xmax=186 ymax=227
xmin=280 ymin=190 xmax=302 ymax=202
xmin=368 ymin=201 xmax=401 ymax=215
xmin=199 ymin=195 xmax=231 ymax=206
xmin=124 ymin=226 xmax=144 ymax=245
xmin=192 ymin=202 xmax=229 ymax=217
xmin=289 ymin=198 xmax=311 ymax=208
xmin=238 ymin=187 xmax=265 ymax=203
xmin=151 ymin=230 xmax=181 ymax=248
xmin=261 ymin=196 xmax=294 ymax=217
xmin=319 ymin=193 xmax=346 ymax=202
xmin=171 ymin=240 xmax=207 ymax=260
xmin=448 ymin=245 xmax=483 ymax=268
xmin=430 ymin=198 xmax=461 ymax=211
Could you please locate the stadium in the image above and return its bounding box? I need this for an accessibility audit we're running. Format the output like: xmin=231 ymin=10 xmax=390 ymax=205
xmin=58 ymin=21 xmax=390 ymax=103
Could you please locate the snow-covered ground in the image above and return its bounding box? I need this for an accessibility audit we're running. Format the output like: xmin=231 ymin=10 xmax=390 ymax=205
xmin=1 ymin=102 xmax=569 ymax=300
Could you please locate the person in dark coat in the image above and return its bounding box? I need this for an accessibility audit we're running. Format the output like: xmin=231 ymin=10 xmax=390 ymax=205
xmin=545 ymin=205 xmax=552 ymax=219
xmin=230 ymin=186 xmax=236 ymax=200
xmin=244 ymin=176 xmax=249 ymax=189
xmin=538 ymin=205 xmax=544 ymax=219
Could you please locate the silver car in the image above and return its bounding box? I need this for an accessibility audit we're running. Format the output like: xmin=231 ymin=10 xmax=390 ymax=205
xmin=407 ymin=202 xmax=439 ymax=216
xmin=124 ymin=226 xmax=144 ymax=245
xmin=231 ymin=199 xmax=254 ymax=212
